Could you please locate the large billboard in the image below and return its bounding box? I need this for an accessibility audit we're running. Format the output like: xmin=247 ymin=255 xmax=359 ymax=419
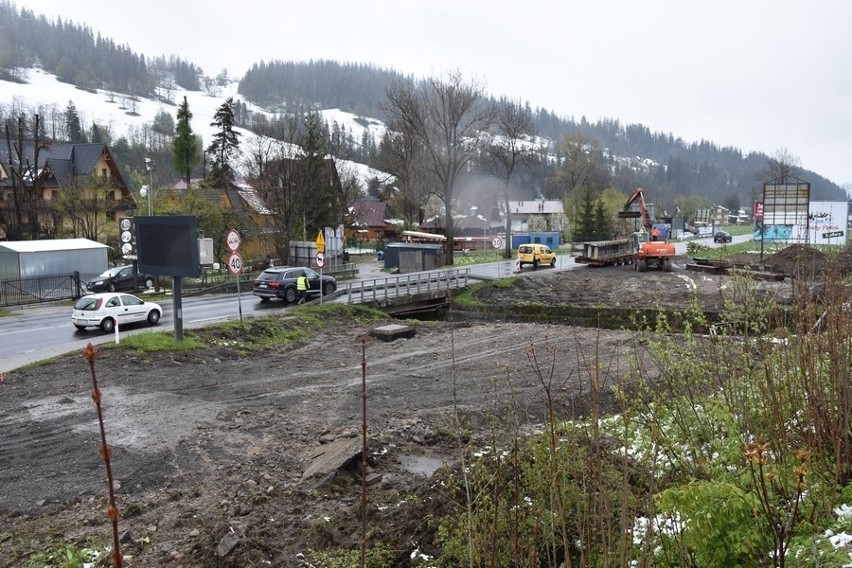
xmin=807 ymin=201 xmax=848 ymax=245
xmin=754 ymin=182 xmax=810 ymax=243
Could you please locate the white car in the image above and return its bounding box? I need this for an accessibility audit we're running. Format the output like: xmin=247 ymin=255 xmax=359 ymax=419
xmin=677 ymin=231 xmax=695 ymax=241
xmin=71 ymin=292 xmax=162 ymax=333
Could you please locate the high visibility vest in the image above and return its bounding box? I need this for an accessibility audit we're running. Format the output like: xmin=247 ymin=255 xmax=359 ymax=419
xmin=297 ymin=276 xmax=308 ymax=291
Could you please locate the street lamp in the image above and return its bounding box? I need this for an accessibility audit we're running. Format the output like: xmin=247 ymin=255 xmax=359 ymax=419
xmin=142 ymin=157 xmax=153 ymax=215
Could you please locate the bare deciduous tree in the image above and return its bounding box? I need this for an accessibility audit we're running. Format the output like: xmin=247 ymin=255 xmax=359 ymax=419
xmin=764 ymin=147 xmax=802 ymax=182
xmin=484 ymin=100 xmax=536 ymax=258
xmin=376 ymin=129 xmax=435 ymax=229
xmin=382 ymin=72 xmax=494 ymax=265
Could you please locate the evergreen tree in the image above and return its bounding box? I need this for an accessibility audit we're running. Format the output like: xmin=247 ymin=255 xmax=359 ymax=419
xmin=64 ymin=100 xmax=84 ymax=143
xmin=573 ymin=186 xmax=598 ymax=241
xmin=206 ymin=97 xmax=241 ymax=183
xmin=172 ymin=96 xmax=201 ymax=186
xmin=301 ymin=112 xmax=339 ymax=232
xmin=593 ymin=199 xmax=613 ymax=240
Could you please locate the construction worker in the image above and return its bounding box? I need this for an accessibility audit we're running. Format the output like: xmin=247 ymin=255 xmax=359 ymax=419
xmin=651 ymin=226 xmax=660 ymax=241
xmin=296 ymin=271 xmax=309 ymax=304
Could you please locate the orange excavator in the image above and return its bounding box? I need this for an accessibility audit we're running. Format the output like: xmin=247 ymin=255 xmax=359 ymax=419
xmin=618 ymin=187 xmax=675 ymax=272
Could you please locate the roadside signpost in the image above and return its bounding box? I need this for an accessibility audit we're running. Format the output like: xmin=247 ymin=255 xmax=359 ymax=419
xmin=314 ymin=237 xmax=325 ymax=305
xmin=492 ymin=236 xmax=504 ymax=277
xmin=225 ymin=229 xmax=243 ymax=323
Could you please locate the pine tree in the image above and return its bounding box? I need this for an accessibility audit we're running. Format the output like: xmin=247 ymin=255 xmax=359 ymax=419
xmin=64 ymin=100 xmax=85 ymax=143
xmin=574 ymin=186 xmax=598 ymax=242
xmin=593 ymin=198 xmax=612 ymax=240
xmin=206 ymin=97 xmax=241 ymax=183
xmin=300 ymin=112 xmax=339 ymax=232
xmin=172 ymin=96 xmax=201 ymax=186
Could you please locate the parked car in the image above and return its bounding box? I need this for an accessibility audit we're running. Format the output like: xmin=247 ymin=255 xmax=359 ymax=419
xmin=71 ymin=292 xmax=162 ymax=333
xmin=713 ymin=230 xmax=733 ymax=243
xmin=677 ymin=231 xmax=695 ymax=241
xmin=86 ymin=264 xmax=155 ymax=292
xmin=252 ymin=267 xmax=337 ymax=303
xmin=517 ymin=243 xmax=556 ymax=269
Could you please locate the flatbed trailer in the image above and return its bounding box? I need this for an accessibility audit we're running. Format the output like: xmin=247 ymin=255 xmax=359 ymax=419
xmin=574 ymin=239 xmax=635 ymax=267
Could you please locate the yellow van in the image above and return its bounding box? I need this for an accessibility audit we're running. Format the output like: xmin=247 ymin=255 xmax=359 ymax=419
xmin=517 ymin=243 xmax=556 ymax=268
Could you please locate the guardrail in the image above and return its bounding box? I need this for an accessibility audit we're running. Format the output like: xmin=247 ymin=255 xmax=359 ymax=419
xmin=341 ymin=268 xmax=470 ymax=305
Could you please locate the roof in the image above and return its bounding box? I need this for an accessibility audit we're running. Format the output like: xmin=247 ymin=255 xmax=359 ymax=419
xmin=0 ymin=238 xmax=109 ymax=253
xmin=0 ymin=143 xmax=128 ymax=191
xmin=350 ymin=198 xmax=391 ymax=227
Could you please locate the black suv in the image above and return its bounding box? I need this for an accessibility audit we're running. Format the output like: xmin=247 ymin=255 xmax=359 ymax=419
xmin=713 ymin=230 xmax=732 ymax=243
xmin=86 ymin=265 xmax=155 ymax=292
xmin=252 ymin=267 xmax=337 ymax=303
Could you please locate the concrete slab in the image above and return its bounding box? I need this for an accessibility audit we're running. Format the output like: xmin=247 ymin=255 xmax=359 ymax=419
xmin=369 ymin=323 xmax=416 ymax=342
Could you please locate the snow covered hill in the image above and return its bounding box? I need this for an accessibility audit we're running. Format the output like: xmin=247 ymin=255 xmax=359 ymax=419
xmin=1 ymin=67 xmax=389 ymax=186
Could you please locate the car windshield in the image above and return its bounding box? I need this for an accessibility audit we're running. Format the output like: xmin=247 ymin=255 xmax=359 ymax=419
xmin=96 ymin=267 xmax=124 ymax=278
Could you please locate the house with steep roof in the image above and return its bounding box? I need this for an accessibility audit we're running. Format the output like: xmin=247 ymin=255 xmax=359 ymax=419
xmin=347 ymin=198 xmax=403 ymax=243
xmin=166 ymin=178 xmax=275 ymax=262
xmin=0 ymin=142 xmax=136 ymax=239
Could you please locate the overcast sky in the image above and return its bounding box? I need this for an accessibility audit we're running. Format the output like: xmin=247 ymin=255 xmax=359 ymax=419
xmin=22 ymin=0 xmax=852 ymax=186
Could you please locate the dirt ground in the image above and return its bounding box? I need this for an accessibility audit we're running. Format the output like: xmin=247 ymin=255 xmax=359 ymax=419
xmin=0 ymin=248 xmax=835 ymax=566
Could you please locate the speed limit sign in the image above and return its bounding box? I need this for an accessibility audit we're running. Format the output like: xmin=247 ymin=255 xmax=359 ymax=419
xmin=491 ymin=236 xmax=503 ymax=249
xmin=227 ymin=252 xmax=243 ymax=274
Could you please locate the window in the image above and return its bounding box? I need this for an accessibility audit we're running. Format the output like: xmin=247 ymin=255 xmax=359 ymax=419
xmin=120 ymin=295 xmax=144 ymax=306
xmin=105 ymin=297 xmax=120 ymax=308
xmin=102 ymin=168 xmax=108 ymax=179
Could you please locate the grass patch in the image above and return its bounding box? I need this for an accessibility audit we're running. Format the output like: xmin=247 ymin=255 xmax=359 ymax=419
xmin=104 ymin=332 xmax=204 ymax=353
xmin=451 ymin=277 xmax=516 ymax=307
xmin=185 ymin=304 xmax=388 ymax=351
xmin=451 ymin=248 xmax=511 ymax=267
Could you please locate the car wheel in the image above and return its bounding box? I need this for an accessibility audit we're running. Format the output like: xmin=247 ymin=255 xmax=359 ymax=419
xmin=284 ymin=287 xmax=297 ymax=303
xmin=550 ymin=258 xmax=556 ymax=267
xmin=74 ymin=324 xmax=86 ymax=331
xmin=144 ymin=277 xmax=154 ymax=289
xmin=323 ymin=281 xmax=336 ymax=295
xmin=107 ymin=282 xmax=116 ymax=292
xmin=101 ymin=318 xmax=115 ymax=334
xmin=147 ymin=310 xmax=161 ymax=326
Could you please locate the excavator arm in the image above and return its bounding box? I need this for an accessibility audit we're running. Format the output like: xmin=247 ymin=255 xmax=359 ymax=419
xmin=619 ymin=187 xmax=652 ymax=232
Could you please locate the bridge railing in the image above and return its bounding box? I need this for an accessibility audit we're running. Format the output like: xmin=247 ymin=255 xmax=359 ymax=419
xmin=341 ymin=268 xmax=470 ymax=304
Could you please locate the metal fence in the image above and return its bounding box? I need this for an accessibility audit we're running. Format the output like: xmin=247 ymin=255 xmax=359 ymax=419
xmin=0 ymin=272 xmax=84 ymax=307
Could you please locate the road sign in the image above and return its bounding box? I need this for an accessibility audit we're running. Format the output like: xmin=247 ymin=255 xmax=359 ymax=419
xmin=315 ymin=252 xmax=325 ymax=267
xmin=226 ymin=229 xmax=241 ymax=252
xmin=491 ymin=236 xmax=503 ymax=249
xmin=118 ymin=217 xmax=136 ymax=259
xmin=822 ymin=231 xmax=844 ymax=239
xmin=227 ymin=252 xmax=243 ymax=274
xmin=315 ymin=230 xmax=325 ymax=254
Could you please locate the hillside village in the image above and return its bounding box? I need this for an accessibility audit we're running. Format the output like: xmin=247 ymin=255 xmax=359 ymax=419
xmin=1 ymin=66 xmax=826 ymax=269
